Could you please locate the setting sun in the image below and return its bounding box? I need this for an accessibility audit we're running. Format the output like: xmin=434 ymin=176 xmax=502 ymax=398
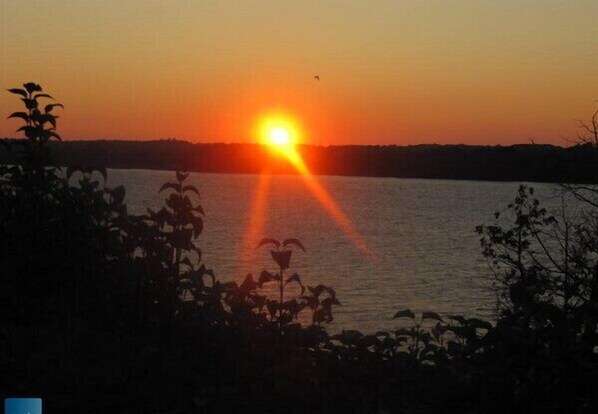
xmin=257 ymin=113 xmax=302 ymax=151
xmin=269 ymin=127 xmax=290 ymax=146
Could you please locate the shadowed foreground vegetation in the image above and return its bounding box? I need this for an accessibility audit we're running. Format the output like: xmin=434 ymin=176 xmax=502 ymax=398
xmin=1 ymin=84 xmax=598 ymax=413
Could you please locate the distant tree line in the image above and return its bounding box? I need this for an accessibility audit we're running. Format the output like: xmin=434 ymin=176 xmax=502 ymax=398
xmin=1 ymin=139 xmax=597 ymax=183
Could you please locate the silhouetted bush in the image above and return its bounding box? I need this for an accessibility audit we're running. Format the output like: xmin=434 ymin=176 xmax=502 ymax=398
xmin=475 ymin=185 xmax=598 ymax=412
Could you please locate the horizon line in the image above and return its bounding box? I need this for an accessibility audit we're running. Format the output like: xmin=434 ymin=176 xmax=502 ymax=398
xmin=0 ymin=137 xmax=575 ymax=149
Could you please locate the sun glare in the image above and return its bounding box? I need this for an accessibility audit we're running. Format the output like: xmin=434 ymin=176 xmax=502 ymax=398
xmin=269 ymin=127 xmax=290 ymax=146
xmin=258 ymin=113 xmax=301 ymax=152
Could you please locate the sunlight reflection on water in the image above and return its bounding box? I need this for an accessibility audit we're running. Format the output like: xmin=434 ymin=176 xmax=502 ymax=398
xmin=107 ymin=169 xmax=567 ymax=333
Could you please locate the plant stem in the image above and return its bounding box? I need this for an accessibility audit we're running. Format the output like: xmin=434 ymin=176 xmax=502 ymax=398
xmin=279 ymin=265 xmax=284 ymax=324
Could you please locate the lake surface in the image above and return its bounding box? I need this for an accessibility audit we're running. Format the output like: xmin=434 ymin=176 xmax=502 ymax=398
xmin=107 ymin=169 xmax=566 ymax=333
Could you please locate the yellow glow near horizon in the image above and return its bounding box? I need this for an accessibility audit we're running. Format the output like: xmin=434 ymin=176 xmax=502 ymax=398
xmin=258 ymin=113 xmax=302 ymax=156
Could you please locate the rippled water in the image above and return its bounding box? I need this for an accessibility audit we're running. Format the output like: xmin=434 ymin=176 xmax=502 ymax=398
xmin=107 ymin=169 xmax=565 ymax=333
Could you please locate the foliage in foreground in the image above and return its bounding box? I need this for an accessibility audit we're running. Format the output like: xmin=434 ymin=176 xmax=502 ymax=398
xmin=1 ymin=84 xmax=597 ymax=413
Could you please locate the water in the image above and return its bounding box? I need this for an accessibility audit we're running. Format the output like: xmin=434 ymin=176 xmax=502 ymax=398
xmin=106 ymin=169 xmax=565 ymax=333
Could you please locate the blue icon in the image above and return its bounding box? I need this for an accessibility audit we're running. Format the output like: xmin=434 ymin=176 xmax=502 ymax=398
xmin=4 ymin=398 xmax=42 ymax=414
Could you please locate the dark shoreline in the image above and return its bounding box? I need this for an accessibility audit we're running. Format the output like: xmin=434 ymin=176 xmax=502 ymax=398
xmin=2 ymin=139 xmax=597 ymax=184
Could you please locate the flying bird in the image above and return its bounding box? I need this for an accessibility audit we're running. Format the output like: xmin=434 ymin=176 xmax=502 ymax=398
xmin=314 ymin=75 xmax=320 ymax=81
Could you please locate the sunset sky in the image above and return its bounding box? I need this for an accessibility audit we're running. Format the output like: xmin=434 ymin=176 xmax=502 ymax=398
xmin=1 ymin=0 xmax=597 ymax=145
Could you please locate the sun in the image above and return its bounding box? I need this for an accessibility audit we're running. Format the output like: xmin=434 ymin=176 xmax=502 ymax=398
xmin=257 ymin=113 xmax=302 ymax=153
xmin=269 ymin=127 xmax=291 ymax=146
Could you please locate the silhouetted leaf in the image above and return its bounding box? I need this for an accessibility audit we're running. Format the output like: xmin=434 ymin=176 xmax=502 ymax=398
xmin=176 ymin=171 xmax=189 ymax=182
xmin=48 ymin=131 xmax=61 ymax=141
xmin=431 ymin=323 xmax=446 ymax=341
xmin=194 ymin=246 xmax=202 ymax=262
xmin=266 ymin=300 xmax=278 ymax=317
xmin=7 ymin=88 xmax=27 ymax=98
xmin=178 ymin=278 xmax=194 ymax=291
xmin=183 ymin=185 xmax=200 ymax=197
xmin=40 ymin=114 xmax=56 ymax=128
xmin=448 ymin=315 xmax=466 ymax=325
xmin=383 ymin=336 xmax=399 ymax=348
xmin=7 ymin=112 xmax=29 ymax=122
xmin=249 ymin=293 xmax=267 ymax=311
xmin=159 ymin=182 xmax=181 ymax=193
xmin=194 ymin=266 xmax=213 ymax=284
xmin=192 ymin=218 xmax=203 ymax=238
xmin=283 ymin=299 xmax=304 ymax=318
xmin=23 ymin=82 xmax=42 ymax=93
xmin=337 ymin=330 xmax=363 ymax=345
xmin=33 ymin=93 xmax=54 ymax=100
xmin=314 ymin=307 xmax=332 ymax=324
xmin=282 ymin=238 xmax=306 ymax=252
xmin=258 ymin=270 xmax=276 ymax=287
xmin=311 ymin=284 xmax=336 ymax=299
xmin=220 ymin=281 xmax=238 ymax=293
xmin=468 ymin=318 xmax=493 ymax=331
xmin=44 ymin=103 xmax=64 ymax=113
xmin=419 ymin=332 xmax=432 ymax=344
xmin=359 ymin=335 xmax=379 ymax=348
xmin=395 ymin=328 xmax=415 ymax=338
xmin=239 ymin=273 xmax=257 ymax=292
xmin=180 ymin=257 xmax=194 ymax=270
xmin=422 ymin=311 xmax=443 ymax=322
xmin=321 ymin=296 xmax=341 ymax=309
xmin=285 ymin=273 xmax=305 ymax=294
xmin=110 ymin=185 xmax=126 ymax=205
xmin=393 ymin=309 xmax=415 ymax=319
xmin=256 ymin=238 xmax=280 ymax=249
xmin=16 ymin=126 xmax=36 ymax=139
xmin=271 ymin=250 xmax=292 ymax=269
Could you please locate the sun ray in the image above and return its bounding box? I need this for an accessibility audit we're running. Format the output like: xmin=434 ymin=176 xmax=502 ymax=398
xmin=241 ymin=171 xmax=272 ymax=264
xmin=283 ymin=147 xmax=378 ymax=261
xmin=246 ymin=112 xmax=378 ymax=262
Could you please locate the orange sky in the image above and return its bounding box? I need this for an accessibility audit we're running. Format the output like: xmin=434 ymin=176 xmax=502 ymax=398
xmin=1 ymin=0 xmax=597 ymax=146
